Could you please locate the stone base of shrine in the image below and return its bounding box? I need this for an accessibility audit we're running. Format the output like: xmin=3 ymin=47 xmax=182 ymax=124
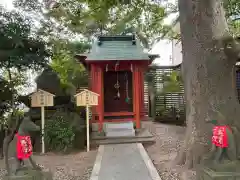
xmin=91 ymin=117 xmax=150 ymax=132
xmin=91 ymin=127 xmax=155 ymax=145
xmin=197 ymin=166 xmax=240 ymax=180
xmin=104 ymin=122 xmax=135 ymax=137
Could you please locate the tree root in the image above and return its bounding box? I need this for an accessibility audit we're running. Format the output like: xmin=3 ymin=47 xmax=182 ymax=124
xmin=174 ymin=141 xmax=208 ymax=169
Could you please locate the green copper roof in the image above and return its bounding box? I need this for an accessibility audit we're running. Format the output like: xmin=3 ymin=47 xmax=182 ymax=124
xmin=86 ymin=35 xmax=150 ymax=61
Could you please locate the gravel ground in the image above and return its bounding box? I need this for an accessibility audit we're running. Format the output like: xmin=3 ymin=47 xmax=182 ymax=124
xmin=143 ymin=121 xmax=196 ymax=180
xmin=0 ymin=122 xmax=197 ymax=180
xmin=0 ymin=150 xmax=97 ymax=180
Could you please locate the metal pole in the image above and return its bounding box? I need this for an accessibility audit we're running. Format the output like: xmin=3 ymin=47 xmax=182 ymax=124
xmin=41 ymin=106 xmax=45 ymax=154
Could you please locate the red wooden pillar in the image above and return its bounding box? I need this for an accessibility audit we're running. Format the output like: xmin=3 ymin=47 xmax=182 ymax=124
xmin=138 ymin=70 xmax=142 ymax=116
xmin=98 ymin=67 xmax=104 ymax=132
xmin=90 ymin=64 xmax=97 ymax=122
xmin=133 ymin=66 xmax=141 ymax=129
xmin=92 ymin=65 xmax=104 ymax=132
xmin=139 ymin=70 xmax=144 ymax=116
xmin=141 ymin=72 xmax=145 ymax=115
xmin=138 ymin=69 xmax=142 ymax=115
xmin=142 ymin=73 xmax=145 ymax=114
xmin=133 ymin=70 xmax=136 ymax=124
xmin=90 ymin=64 xmax=103 ymax=131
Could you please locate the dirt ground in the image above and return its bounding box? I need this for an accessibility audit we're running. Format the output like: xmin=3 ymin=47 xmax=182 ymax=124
xmin=0 ymin=150 xmax=97 ymax=180
xmin=143 ymin=121 xmax=196 ymax=180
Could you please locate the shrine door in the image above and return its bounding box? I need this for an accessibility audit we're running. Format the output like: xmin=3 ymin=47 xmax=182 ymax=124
xmin=104 ymin=71 xmax=133 ymax=112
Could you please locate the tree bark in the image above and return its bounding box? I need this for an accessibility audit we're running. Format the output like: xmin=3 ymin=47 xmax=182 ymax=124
xmin=176 ymin=0 xmax=240 ymax=169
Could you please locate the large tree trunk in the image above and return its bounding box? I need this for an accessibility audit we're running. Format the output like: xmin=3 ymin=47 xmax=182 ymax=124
xmin=176 ymin=0 xmax=240 ymax=169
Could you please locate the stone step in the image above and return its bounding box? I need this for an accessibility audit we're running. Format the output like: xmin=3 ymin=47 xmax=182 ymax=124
xmin=92 ymin=128 xmax=154 ymax=140
xmin=92 ymin=136 xmax=155 ymax=145
xmin=105 ymin=122 xmax=134 ymax=130
xmin=91 ymin=128 xmax=155 ymax=145
xmin=106 ymin=129 xmax=135 ymax=137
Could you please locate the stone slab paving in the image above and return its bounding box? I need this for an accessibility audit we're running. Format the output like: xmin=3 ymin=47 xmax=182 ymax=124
xmin=90 ymin=143 xmax=161 ymax=180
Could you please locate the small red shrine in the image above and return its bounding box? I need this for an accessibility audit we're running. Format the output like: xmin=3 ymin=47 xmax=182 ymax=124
xmin=76 ymin=34 xmax=157 ymax=132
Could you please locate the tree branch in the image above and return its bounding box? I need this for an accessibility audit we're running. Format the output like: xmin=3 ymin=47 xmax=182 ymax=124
xmin=135 ymin=31 xmax=149 ymax=49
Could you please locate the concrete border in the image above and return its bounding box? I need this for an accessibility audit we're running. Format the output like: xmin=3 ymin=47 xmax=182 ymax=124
xmin=137 ymin=143 xmax=162 ymax=180
xmin=90 ymin=145 xmax=105 ymax=180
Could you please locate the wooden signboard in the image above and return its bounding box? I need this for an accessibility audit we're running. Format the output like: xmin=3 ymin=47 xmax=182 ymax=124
xmin=30 ymin=89 xmax=55 ymax=154
xmin=75 ymin=89 xmax=99 ymax=106
xmin=75 ymin=89 xmax=99 ymax=152
xmin=30 ymin=89 xmax=54 ymax=107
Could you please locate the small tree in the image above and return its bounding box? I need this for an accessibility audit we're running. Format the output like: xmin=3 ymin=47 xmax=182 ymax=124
xmin=161 ymin=70 xmax=182 ymax=94
xmin=0 ymin=8 xmax=50 ymax=124
xmin=50 ymin=40 xmax=90 ymax=95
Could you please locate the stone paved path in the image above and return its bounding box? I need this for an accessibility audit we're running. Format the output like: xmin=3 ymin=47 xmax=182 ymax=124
xmin=90 ymin=143 xmax=161 ymax=180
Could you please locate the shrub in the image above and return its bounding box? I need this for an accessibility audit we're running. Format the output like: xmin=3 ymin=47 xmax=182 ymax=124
xmin=44 ymin=111 xmax=75 ymax=152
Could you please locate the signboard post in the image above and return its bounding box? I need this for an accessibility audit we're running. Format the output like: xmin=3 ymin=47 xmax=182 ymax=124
xmin=86 ymin=104 xmax=90 ymax=152
xmin=30 ymin=89 xmax=55 ymax=154
xmin=75 ymin=89 xmax=99 ymax=152
xmin=41 ymin=106 xmax=45 ymax=154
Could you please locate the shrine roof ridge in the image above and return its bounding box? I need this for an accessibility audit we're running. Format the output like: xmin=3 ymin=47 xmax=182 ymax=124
xmin=86 ymin=34 xmax=150 ymax=61
xmin=97 ymin=35 xmax=135 ymax=42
